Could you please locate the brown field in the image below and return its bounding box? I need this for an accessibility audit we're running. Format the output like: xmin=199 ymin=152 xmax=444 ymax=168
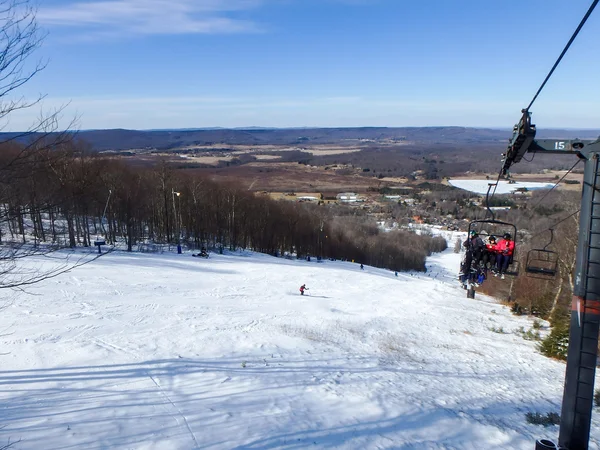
xmin=125 ymin=147 xmax=583 ymax=196
xmin=170 ymin=143 xmax=365 ymax=154
xmin=153 ymin=144 xmax=364 ymax=166
xmin=267 ymin=192 xmax=322 ymax=201
xmin=243 ymin=154 xmax=281 ymax=160
xmin=176 ymin=155 xmax=234 ymax=165
xmin=307 ymin=148 xmax=362 ymax=156
xmin=198 ymin=162 xmax=380 ymax=193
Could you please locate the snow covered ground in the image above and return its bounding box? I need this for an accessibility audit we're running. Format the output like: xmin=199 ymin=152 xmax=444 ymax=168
xmin=448 ymin=179 xmax=555 ymax=195
xmin=0 ymin=242 xmax=598 ymax=449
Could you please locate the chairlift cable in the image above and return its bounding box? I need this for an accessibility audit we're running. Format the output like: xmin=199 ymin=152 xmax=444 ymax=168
xmin=526 ymin=0 xmax=599 ymax=111
xmin=529 ymin=209 xmax=580 ymax=241
xmin=529 ymin=159 xmax=581 ymax=211
xmin=492 ymin=0 xmax=597 ymax=195
xmin=488 ymin=172 xmax=502 ymax=206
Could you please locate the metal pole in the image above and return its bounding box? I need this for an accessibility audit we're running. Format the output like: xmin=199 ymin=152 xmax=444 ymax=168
xmin=171 ymin=189 xmax=176 ymax=244
xmin=177 ymin=193 xmax=182 ymax=254
xmin=559 ymin=152 xmax=600 ymax=450
xmin=172 ymin=190 xmax=182 ymax=254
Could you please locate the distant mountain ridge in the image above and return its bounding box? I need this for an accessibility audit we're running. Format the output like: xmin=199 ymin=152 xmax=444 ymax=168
xmin=1 ymin=126 xmax=598 ymax=152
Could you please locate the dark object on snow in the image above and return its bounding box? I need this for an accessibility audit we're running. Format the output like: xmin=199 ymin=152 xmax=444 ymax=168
xmin=299 ymin=284 xmax=308 ymax=295
xmin=534 ymin=439 xmax=559 ymax=450
xmin=94 ymin=236 xmax=106 ymax=254
xmin=193 ymin=251 xmax=209 ymax=258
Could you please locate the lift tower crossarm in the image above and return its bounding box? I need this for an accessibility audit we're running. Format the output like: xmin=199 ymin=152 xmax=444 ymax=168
xmin=528 ymin=139 xmax=595 ymax=158
xmin=501 ymin=110 xmax=596 ymax=176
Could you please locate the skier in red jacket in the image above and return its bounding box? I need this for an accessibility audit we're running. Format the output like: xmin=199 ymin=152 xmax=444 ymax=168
xmin=300 ymin=284 xmax=308 ymax=295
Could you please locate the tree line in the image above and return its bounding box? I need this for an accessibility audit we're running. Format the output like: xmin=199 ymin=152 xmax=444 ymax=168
xmin=0 ymin=139 xmax=447 ymax=273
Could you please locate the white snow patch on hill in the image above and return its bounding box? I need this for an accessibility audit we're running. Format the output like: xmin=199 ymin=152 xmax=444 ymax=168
xmin=449 ymin=179 xmax=555 ymax=195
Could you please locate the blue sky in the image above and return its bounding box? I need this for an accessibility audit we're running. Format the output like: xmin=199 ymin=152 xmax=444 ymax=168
xmin=8 ymin=0 xmax=600 ymax=130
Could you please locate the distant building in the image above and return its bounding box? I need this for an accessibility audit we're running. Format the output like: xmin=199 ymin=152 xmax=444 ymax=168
xmin=337 ymin=192 xmax=361 ymax=203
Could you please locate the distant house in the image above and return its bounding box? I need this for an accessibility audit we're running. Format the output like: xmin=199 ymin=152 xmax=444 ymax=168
xmin=337 ymin=192 xmax=360 ymax=203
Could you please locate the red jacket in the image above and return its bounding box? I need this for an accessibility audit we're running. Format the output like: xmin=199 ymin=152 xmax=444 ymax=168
xmin=486 ymin=241 xmax=498 ymax=252
xmin=496 ymin=239 xmax=515 ymax=256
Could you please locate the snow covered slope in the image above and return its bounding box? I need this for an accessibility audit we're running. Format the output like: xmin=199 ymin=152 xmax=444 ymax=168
xmin=448 ymin=179 xmax=554 ymax=194
xmin=0 ymin=245 xmax=597 ymax=449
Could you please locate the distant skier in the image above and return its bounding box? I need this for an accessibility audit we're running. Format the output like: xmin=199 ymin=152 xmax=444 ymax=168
xmin=300 ymin=284 xmax=308 ymax=295
xmin=360 ymin=264 xmax=364 ymax=270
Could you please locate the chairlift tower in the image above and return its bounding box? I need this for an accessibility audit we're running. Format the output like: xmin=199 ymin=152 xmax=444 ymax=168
xmin=503 ymin=111 xmax=599 ymax=450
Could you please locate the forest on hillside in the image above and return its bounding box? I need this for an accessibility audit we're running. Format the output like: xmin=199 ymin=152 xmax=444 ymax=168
xmin=0 ymin=138 xmax=447 ymax=277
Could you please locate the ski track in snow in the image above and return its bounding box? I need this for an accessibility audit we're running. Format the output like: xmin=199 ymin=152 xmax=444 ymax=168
xmin=0 ymin=237 xmax=598 ymax=449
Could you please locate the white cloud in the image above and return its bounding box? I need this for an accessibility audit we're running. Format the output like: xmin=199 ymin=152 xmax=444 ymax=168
xmin=37 ymin=0 xmax=264 ymax=35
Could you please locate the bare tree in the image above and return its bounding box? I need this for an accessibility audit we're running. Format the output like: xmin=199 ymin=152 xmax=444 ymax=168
xmin=0 ymin=1 xmax=105 ymax=291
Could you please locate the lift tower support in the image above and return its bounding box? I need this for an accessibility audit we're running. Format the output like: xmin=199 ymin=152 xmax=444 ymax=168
xmin=503 ymin=111 xmax=599 ymax=450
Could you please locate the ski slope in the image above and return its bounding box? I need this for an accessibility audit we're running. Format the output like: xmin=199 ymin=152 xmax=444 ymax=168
xmin=0 ymin=242 xmax=598 ymax=449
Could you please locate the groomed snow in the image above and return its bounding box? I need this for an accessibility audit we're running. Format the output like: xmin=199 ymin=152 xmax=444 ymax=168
xmin=448 ymin=179 xmax=555 ymax=195
xmin=0 ymin=241 xmax=598 ymax=449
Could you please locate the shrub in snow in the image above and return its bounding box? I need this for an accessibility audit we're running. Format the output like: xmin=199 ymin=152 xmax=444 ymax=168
xmin=539 ymin=321 xmax=569 ymax=361
xmin=511 ymin=303 xmax=525 ymax=316
xmin=515 ymin=326 xmax=541 ymax=341
xmin=525 ymin=411 xmax=560 ymax=427
xmin=489 ymin=326 xmax=508 ymax=334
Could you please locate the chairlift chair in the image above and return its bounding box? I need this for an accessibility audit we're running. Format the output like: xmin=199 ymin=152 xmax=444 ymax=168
xmin=466 ymin=183 xmax=519 ymax=277
xmin=525 ymin=229 xmax=558 ymax=278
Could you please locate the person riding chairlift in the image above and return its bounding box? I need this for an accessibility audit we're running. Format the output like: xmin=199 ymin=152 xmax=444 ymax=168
xmin=482 ymin=235 xmax=498 ymax=270
xmin=460 ymin=231 xmax=485 ymax=287
xmin=495 ymin=233 xmax=515 ymax=279
xmin=463 ymin=231 xmax=484 ymax=271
